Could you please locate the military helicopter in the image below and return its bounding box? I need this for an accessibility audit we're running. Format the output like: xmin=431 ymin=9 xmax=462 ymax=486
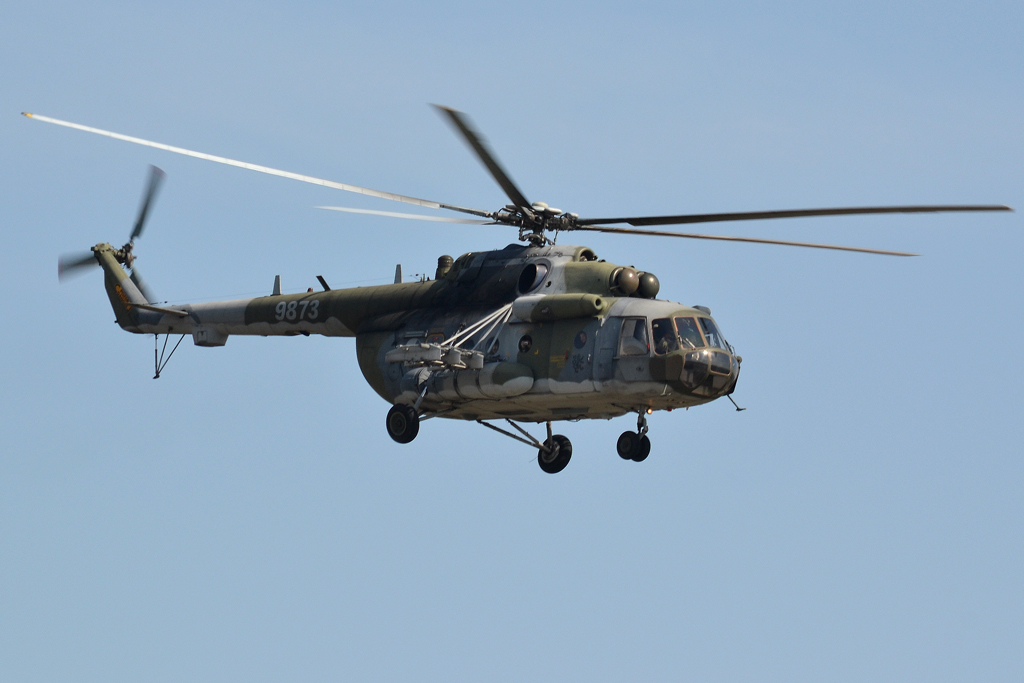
xmin=29 ymin=107 xmax=1011 ymax=473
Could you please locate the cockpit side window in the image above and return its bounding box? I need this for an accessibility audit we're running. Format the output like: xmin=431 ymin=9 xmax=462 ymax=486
xmin=674 ymin=316 xmax=705 ymax=349
xmin=652 ymin=318 xmax=679 ymax=355
xmin=618 ymin=318 xmax=650 ymax=356
xmin=698 ymin=317 xmax=727 ymax=349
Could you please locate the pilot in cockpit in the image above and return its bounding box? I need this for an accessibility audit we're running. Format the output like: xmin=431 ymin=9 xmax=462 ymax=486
xmin=652 ymin=318 xmax=679 ymax=355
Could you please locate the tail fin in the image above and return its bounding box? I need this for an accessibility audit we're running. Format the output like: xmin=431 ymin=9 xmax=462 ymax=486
xmin=93 ymin=243 xmax=149 ymax=330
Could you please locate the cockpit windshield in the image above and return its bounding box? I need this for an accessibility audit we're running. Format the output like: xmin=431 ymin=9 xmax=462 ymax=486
xmin=674 ymin=317 xmax=705 ymax=349
xmin=698 ymin=317 xmax=728 ymax=350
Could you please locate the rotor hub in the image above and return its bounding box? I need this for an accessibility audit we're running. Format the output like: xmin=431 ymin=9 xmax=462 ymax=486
xmin=491 ymin=204 xmax=580 ymax=245
xmin=113 ymin=241 xmax=137 ymax=269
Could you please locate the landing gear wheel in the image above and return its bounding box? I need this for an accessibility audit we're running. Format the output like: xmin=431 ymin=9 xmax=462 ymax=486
xmin=386 ymin=404 xmax=419 ymax=444
xmin=617 ymin=432 xmax=651 ymax=461
xmin=633 ymin=435 xmax=651 ymax=462
xmin=538 ymin=434 xmax=572 ymax=474
xmin=617 ymin=431 xmax=640 ymax=460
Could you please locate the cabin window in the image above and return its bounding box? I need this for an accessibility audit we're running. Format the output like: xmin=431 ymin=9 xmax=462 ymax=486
xmin=652 ymin=318 xmax=679 ymax=355
xmin=619 ymin=318 xmax=649 ymax=356
xmin=674 ymin=317 xmax=705 ymax=349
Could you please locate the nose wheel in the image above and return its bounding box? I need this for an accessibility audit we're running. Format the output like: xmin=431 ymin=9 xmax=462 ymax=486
xmin=617 ymin=409 xmax=652 ymax=462
xmin=616 ymin=432 xmax=651 ymax=461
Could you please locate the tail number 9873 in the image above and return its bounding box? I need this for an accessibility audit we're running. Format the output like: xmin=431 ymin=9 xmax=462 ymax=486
xmin=275 ymin=299 xmax=320 ymax=322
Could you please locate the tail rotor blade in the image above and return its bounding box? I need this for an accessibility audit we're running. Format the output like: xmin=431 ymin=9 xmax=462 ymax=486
xmin=130 ymin=165 xmax=166 ymax=243
xmin=58 ymin=252 xmax=99 ymax=280
xmin=129 ymin=267 xmax=155 ymax=303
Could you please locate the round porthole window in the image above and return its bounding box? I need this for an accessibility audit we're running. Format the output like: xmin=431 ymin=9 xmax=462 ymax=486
xmin=518 ymin=334 xmax=533 ymax=353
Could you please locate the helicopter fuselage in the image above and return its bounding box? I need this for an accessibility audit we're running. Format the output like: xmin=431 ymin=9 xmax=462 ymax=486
xmin=96 ymin=241 xmax=740 ymax=423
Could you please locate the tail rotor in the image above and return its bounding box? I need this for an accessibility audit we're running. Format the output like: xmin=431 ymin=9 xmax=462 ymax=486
xmin=57 ymin=165 xmax=165 ymax=294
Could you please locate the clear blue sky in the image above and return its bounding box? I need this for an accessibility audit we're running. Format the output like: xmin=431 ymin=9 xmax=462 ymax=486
xmin=2 ymin=2 xmax=1021 ymax=681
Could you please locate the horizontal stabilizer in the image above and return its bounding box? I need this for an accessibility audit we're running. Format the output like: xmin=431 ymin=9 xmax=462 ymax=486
xmin=131 ymin=302 xmax=189 ymax=317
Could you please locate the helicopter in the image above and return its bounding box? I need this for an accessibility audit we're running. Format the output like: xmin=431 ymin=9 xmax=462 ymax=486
xmin=29 ymin=107 xmax=1012 ymax=473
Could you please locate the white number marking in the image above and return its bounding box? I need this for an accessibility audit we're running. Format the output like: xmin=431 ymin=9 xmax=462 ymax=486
xmin=273 ymin=299 xmax=321 ymax=323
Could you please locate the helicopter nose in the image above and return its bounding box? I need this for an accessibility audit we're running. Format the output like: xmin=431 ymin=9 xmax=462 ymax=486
xmin=680 ymin=348 xmax=739 ymax=397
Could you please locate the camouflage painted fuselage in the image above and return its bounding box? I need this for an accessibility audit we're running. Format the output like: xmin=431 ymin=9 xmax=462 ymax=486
xmin=96 ymin=242 xmax=740 ymax=422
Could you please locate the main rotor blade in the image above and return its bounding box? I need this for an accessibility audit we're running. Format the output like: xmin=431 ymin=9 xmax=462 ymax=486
xmin=22 ymin=112 xmax=491 ymax=218
xmin=433 ymin=105 xmax=532 ymax=210
xmin=130 ymin=165 xmax=166 ymax=242
xmin=58 ymin=252 xmax=99 ymax=280
xmin=571 ymin=224 xmax=918 ymax=256
xmin=316 ymin=206 xmax=492 ymax=224
xmin=579 ymin=205 xmax=1014 ymax=227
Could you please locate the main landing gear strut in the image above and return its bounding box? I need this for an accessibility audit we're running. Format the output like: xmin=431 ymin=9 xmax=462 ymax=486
xmin=385 ymin=401 xmax=651 ymax=473
xmin=385 ymin=403 xmax=573 ymax=474
xmin=616 ymin=409 xmax=652 ymax=462
xmin=477 ymin=419 xmax=573 ymax=474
